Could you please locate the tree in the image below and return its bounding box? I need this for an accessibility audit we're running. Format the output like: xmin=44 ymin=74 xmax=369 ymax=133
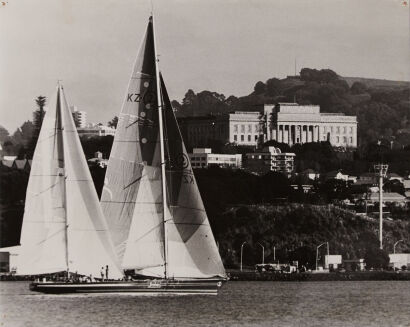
xmin=364 ymin=247 xmax=390 ymax=270
xmin=0 ymin=125 xmax=10 ymax=143
xmin=33 ymin=96 xmax=46 ymax=130
xmin=107 ymin=116 xmax=118 ymax=128
xmin=351 ymin=81 xmax=368 ymax=95
xmin=253 ymin=81 xmax=266 ymax=95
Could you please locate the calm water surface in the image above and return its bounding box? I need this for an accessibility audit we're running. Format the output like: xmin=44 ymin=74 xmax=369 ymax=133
xmin=1 ymin=281 xmax=409 ymax=327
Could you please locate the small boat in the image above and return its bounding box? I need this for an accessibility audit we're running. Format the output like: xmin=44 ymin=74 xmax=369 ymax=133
xmin=99 ymin=15 xmax=227 ymax=294
xmin=17 ymin=83 xmax=124 ymax=291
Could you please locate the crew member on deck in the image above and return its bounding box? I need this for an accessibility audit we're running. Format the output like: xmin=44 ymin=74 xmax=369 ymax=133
xmin=100 ymin=267 xmax=105 ymax=281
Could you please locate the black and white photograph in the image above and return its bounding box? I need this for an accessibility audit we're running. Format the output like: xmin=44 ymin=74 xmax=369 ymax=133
xmin=0 ymin=0 xmax=409 ymax=326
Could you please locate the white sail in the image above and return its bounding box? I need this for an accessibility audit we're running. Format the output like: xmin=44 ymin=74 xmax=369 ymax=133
xmin=17 ymin=85 xmax=122 ymax=279
xmin=160 ymin=75 xmax=226 ymax=279
xmin=17 ymin=90 xmax=67 ymax=275
xmin=102 ymin=16 xmax=226 ymax=279
xmin=122 ymin=165 xmax=165 ymax=277
xmin=101 ymin=16 xmax=165 ymax=271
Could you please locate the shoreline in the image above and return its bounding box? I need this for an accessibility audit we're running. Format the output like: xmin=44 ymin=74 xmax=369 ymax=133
xmin=2 ymin=271 xmax=410 ymax=282
xmin=227 ymin=270 xmax=410 ymax=282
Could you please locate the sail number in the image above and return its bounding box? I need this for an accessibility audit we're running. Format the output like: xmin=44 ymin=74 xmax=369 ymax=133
xmin=127 ymin=92 xmax=155 ymax=104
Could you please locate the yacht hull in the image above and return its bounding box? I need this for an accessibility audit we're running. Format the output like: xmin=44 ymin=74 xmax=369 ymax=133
xmin=29 ymin=279 xmax=225 ymax=295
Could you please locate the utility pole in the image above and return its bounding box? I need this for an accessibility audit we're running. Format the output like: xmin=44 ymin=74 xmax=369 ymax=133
xmin=374 ymin=163 xmax=388 ymax=249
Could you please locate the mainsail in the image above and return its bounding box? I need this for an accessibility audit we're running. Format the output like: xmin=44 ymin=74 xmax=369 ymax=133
xmin=102 ymin=16 xmax=226 ymax=279
xmin=17 ymin=85 xmax=122 ymax=279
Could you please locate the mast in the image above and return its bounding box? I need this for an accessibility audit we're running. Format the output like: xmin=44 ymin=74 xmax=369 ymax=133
xmin=152 ymin=15 xmax=168 ymax=279
xmin=57 ymin=83 xmax=70 ymax=274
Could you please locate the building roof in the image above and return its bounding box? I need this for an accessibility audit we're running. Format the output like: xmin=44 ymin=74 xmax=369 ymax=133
xmin=388 ymin=173 xmax=403 ymax=179
xmin=368 ymin=192 xmax=406 ymax=202
xmin=13 ymin=159 xmax=27 ymax=170
xmin=302 ymin=169 xmax=318 ymax=174
xmin=1 ymin=160 xmax=14 ymax=168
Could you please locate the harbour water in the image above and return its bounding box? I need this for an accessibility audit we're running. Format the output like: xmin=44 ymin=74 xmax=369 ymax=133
xmin=1 ymin=281 xmax=409 ymax=327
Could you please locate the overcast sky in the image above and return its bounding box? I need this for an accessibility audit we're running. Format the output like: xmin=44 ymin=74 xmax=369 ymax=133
xmin=1 ymin=0 xmax=409 ymax=132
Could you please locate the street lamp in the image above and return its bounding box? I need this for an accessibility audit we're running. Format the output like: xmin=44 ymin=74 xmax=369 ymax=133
xmin=256 ymin=242 xmax=265 ymax=264
xmin=316 ymin=242 xmax=328 ymax=271
xmin=240 ymin=241 xmax=247 ymax=271
xmin=394 ymin=240 xmax=404 ymax=254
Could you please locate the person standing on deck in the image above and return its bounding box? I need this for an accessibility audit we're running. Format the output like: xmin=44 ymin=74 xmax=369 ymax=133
xmin=105 ymin=265 xmax=109 ymax=280
xmin=100 ymin=267 xmax=105 ymax=281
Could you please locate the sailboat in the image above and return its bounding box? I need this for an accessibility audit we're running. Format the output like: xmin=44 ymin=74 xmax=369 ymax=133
xmin=100 ymin=16 xmax=227 ymax=294
xmin=18 ymin=84 xmax=124 ymax=293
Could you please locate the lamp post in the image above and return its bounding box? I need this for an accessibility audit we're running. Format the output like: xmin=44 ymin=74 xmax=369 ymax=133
xmin=240 ymin=241 xmax=247 ymax=271
xmin=316 ymin=242 xmax=327 ymax=271
xmin=394 ymin=240 xmax=404 ymax=254
xmin=256 ymin=242 xmax=265 ymax=264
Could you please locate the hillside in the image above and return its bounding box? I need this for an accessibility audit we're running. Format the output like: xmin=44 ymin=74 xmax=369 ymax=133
xmin=211 ymin=204 xmax=410 ymax=269
xmin=342 ymin=76 xmax=410 ymax=89
xmin=174 ymin=68 xmax=410 ymax=148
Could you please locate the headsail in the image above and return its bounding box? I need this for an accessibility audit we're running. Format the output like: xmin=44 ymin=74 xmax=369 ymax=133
xmin=17 ymin=88 xmax=67 ymax=275
xmin=100 ymin=16 xmax=165 ymax=276
xmin=161 ymin=74 xmax=226 ymax=279
xmin=17 ymin=85 xmax=122 ymax=279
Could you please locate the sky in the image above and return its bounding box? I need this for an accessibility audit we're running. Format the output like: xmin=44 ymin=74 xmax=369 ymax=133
xmin=0 ymin=0 xmax=409 ymax=132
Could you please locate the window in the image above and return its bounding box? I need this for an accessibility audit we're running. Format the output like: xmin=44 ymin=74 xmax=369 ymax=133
xmin=336 ymin=136 xmax=339 ymax=143
xmin=336 ymin=127 xmax=340 ymax=133
xmin=343 ymin=127 xmax=346 ymax=134
xmin=241 ymin=125 xmax=245 ymax=133
xmin=241 ymin=135 xmax=244 ymax=141
xmin=255 ymin=135 xmax=258 ymax=141
xmin=254 ymin=125 xmax=259 ymax=132
xmin=248 ymin=124 xmax=252 ymax=132
xmin=350 ymin=137 xmax=353 ymax=143
xmin=234 ymin=124 xmax=238 ymax=132
xmin=248 ymin=135 xmax=251 ymax=141
xmin=234 ymin=135 xmax=237 ymax=141
xmin=350 ymin=127 xmax=353 ymax=134
xmin=343 ymin=136 xmax=347 ymax=143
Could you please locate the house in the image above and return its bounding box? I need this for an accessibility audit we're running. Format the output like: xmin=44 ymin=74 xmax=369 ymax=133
xmin=387 ymin=173 xmax=404 ymax=184
xmin=189 ymin=148 xmax=242 ymax=169
xmin=389 ymin=253 xmax=410 ymax=270
xmin=301 ymin=169 xmax=319 ymax=180
xmin=323 ymin=170 xmax=349 ymax=182
xmin=244 ymin=146 xmax=295 ymax=175
xmin=368 ymin=192 xmax=407 ymax=206
xmin=325 ymin=255 xmax=342 ymax=270
xmin=12 ymin=159 xmax=31 ymax=172
xmin=403 ymin=179 xmax=410 ymax=198
xmin=356 ymin=172 xmax=378 ymax=186
xmin=0 ymin=159 xmax=14 ymax=169
xmin=343 ymin=259 xmax=365 ymax=271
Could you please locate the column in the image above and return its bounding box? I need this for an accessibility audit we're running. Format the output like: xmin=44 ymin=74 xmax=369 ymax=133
xmin=302 ymin=125 xmax=306 ymax=143
xmin=289 ymin=125 xmax=293 ymax=146
xmin=278 ymin=125 xmax=283 ymax=143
